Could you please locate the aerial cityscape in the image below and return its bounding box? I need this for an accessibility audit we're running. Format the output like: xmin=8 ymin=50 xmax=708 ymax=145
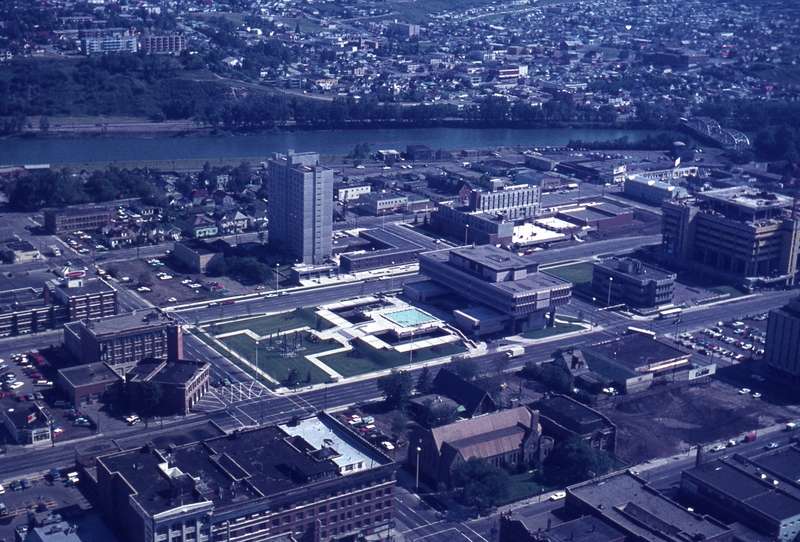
xmin=1 ymin=0 xmax=800 ymax=541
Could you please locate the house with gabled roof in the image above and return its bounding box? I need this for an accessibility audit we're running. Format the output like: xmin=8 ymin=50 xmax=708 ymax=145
xmin=429 ymin=368 xmax=496 ymax=418
xmin=410 ymin=406 xmax=551 ymax=486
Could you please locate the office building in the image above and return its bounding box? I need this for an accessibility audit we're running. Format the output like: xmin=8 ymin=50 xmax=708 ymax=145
xmin=411 ymin=245 xmax=571 ymax=336
xmin=46 ymin=274 xmax=118 ymax=321
xmin=64 ymin=310 xmax=182 ymax=374
xmin=661 ymin=187 xmax=800 ymax=287
xmin=94 ymin=413 xmax=396 ymax=542
xmin=681 ymin=446 xmax=800 ymax=541
xmin=43 ymin=205 xmax=113 ymax=235
xmin=432 ymin=181 xmax=540 ymax=246
xmin=268 ymin=151 xmax=333 ymax=264
xmin=764 ymin=296 xmax=800 ymax=381
xmin=592 ymin=257 xmax=676 ymax=308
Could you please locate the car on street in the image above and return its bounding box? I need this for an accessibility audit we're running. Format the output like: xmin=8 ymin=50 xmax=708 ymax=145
xmin=711 ymin=444 xmax=727 ymax=452
xmin=549 ymin=491 xmax=566 ymax=501
xmin=738 ymin=388 xmax=751 ymax=394
xmin=752 ymin=392 xmax=762 ymax=399
xmin=765 ymin=442 xmax=780 ymax=450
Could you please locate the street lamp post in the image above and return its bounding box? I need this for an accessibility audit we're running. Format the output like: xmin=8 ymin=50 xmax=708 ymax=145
xmin=255 ymin=340 xmax=260 ymax=383
xmin=464 ymin=224 xmax=469 ymax=246
xmin=415 ymin=446 xmax=422 ymax=493
xmin=607 ymin=276 xmax=613 ymax=307
xmin=275 ymin=264 xmax=280 ymax=293
xmin=409 ymin=330 xmax=414 ymax=365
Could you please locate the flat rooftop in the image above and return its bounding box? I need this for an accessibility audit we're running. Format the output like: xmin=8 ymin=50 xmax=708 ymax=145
xmin=127 ymin=358 xmax=207 ymax=385
xmin=570 ymin=471 xmax=731 ymax=540
xmin=594 ymin=258 xmax=676 ymax=282
xmin=80 ymin=310 xmax=175 ymax=336
xmin=54 ymin=278 xmax=116 ymax=296
xmin=177 ymin=238 xmax=221 ymax=255
xmin=698 ymin=187 xmax=792 ymax=210
xmin=586 ymin=334 xmax=689 ymax=372
xmin=59 ymin=362 xmax=121 ymax=388
xmin=448 ymin=245 xmax=533 ymax=272
xmin=684 ymin=459 xmax=800 ymax=521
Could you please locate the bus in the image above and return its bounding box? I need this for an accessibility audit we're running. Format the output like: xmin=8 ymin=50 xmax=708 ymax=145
xmin=658 ymin=307 xmax=683 ymax=319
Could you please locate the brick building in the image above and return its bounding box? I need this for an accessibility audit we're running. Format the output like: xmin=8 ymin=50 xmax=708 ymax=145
xmin=125 ymin=358 xmax=210 ymax=415
xmin=43 ymin=206 xmax=113 ymax=235
xmin=94 ymin=413 xmax=396 ymax=542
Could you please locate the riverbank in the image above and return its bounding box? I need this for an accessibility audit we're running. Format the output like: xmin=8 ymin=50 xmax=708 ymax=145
xmin=0 ymin=125 xmax=667 ymax=166
xmin=6 ymin=115 xmax=657 ymax=141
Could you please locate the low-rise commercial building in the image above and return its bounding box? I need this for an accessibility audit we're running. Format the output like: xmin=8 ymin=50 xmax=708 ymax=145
xmin=43 ymin=206 xmax=113 ymax=235
xmin=556 ymin=333 xmax=691 ymax=394
xmin=2 ymin=401 xmax=52 ymax=446
xmin=592 ymin=257 xmax=677 ymax=308
xmin=624 ymin=174 xmax=688 ymax=204
xmin=95 ymin=413 xmax=396 ymax=542
xmin=58 ymin=361 xmax=122 ymax=407
xmin=173 ymin=239 xmax=225 ymax=273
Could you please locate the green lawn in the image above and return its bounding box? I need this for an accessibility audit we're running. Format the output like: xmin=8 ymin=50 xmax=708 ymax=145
xmin=521 ymin=323 xmax=584 ymax=340
xmin=541 ymin=263 xmax=594 ymax=284
xmin=220 ymin=333 xmax=338 ymax=385
xmin=708 ymin=285 xmax=746 ymax=299
xmin=320 ymin=339 xmax=466 ymax=378
xmin=209 ymin=308 xmax=332 ymax=337
xmin=497 ymin=471 xmax=545 ymax=506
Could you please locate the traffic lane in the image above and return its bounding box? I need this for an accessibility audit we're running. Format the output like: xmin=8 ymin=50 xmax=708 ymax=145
xmin=534 ymin=235 xmax=662 ymax=265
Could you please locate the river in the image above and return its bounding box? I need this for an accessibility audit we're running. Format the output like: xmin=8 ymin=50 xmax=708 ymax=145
xmin=0 ymin=127 xmax=659 ymax=165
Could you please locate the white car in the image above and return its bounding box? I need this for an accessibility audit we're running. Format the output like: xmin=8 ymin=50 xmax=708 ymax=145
xmin=711 ymin=444 xmax=726 ymax=452
xmin=549 ymin=491 xmax=566 ymax=501
xmin=158 ymin=275 xmax=173 ymax=280
xmin=167 ymin=297 xmax=177 ymax=303
xmin=137 ymin=287 xmax=151 ymax=293
xmin=738 ymin=388 xmax=751 ymax=395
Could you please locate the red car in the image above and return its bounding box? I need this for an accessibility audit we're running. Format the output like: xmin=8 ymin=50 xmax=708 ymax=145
xmin=16 ymin=394 xmax=26 ymax=402
xmin=0 ymin=391 xmax=11 ymax=399
xmin=28 ymin=373 xmax=42 ymax=380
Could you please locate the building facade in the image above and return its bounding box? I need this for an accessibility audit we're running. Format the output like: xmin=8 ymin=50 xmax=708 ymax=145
xmin=592 ymin=257 xmax=676 ymax=308
xmin=173 ymin=239 xmax=224 ymax=273
xmin=94 ymin=414 xmax=396 ymax=542
xmin=661 ymin=188 xmax=800 ymax=287
xmin=44 ymin=206 xmax=113 ymax=235
xmin=126 ymin=358 xmax=210 ymax=415
xmin=764 ymin=296 xmax=800 ymax=381
xmin=413 ymin=245 xmax=571 ymax=336
xmin=2 ymin=402 xmax=52 ymax=446
xmin=64 ymin=311 xmax=182 ymax=374
xmin=268 ymin=151 xmax=333 ymax=264
xmin=58 ymin=362 xmax=122 ymax=407
xmin=142 ymin=34 xmax=186 ymax=53
xmin=46 ymin=276 xmax=118 ymax=321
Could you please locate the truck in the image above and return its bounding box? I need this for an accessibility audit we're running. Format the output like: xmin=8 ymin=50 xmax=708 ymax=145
xmin=505 ymin=345 xmax=525 ymax=359
xmin=743 ymin=433 xmax=757 ymax=443
xmin=49 ymin=245 xmax=61 ymax=257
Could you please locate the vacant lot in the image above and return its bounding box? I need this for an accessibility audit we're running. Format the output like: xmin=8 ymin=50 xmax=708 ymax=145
xmin=541 ymin=262 xmax=594 ymax=284
xmin=602 ymin=379 xmax=800 ymax=465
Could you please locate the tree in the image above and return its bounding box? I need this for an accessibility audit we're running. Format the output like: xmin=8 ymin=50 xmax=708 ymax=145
xmin=448 ymin=356 xmax=480 ymax=381
xmin=450 ymin=457 xmax=511 ymax=509
xmin=416 ymin=366 xmax=433 ymax=394
xmin=543 ymin=434 xmax=613 ymax=487
xmin=420 ymin=398 xmax=458 ymax=428
xmin=39 ymin=116 xmax=50 ymax=133
xmin=390 ymin=410 xmax=409 ymax=443
xmin=138 ymin=381 xmax=163 ymax=427
xmin=376 ymin=369 xmax=413 ymax=410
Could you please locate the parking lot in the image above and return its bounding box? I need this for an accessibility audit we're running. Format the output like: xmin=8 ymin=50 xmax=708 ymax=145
xmin=674 ymin=313 xmax=769 ymax=365
xmin=0 ymin=465 xmax=116 ymax=542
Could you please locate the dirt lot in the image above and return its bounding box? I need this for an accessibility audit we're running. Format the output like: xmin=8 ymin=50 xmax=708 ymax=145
xmin=600 ymin=378 xmax=800 ymax=465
